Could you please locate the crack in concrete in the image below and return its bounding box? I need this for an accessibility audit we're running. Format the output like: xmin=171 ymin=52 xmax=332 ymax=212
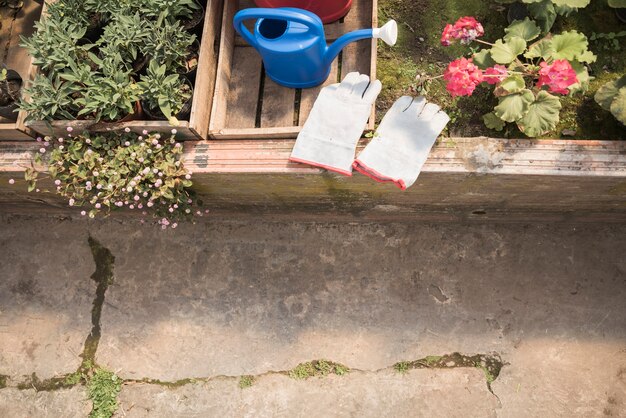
xmin=7 ymin=236 xmax=115 ymax=392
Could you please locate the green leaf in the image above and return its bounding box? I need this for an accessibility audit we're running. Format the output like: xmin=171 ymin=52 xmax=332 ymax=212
xmin=483 ymin=112 xmax=506 ymax=131
xmin=552 ymin=0 xmax=590 ymax=7
xmin=495 ymin=75 xmax=526 ymax=96
xmin=472 ymin=49 xmax=496 ymax=69
xmin=524 ymin=38 xmax=554 ymax=60
xmin=610 ymin=87 xmax=626 ymax=125
xmin=516 ymin=91 xmax=562 ymax=137
xmin=609 ymin=0 xmax=626 ymax=7
xmin=490 ymin=37 xmax=527 ymax=64
xmin=494 ymin=89 xmax=534 ymax=122
xmin=528 ymin=0 xmax=557 ymax=33
xmin=550 ymin=31 xmax=588 ymax=61
xmin=504 ymin=18 xmax=541 ymax=42
xmin=576 ymin=50 xmax=596 ymax=64
xmin=568 ymin=61 xmax=591 ymax=95
xmin=595 ymin=76 xmax=626 ymax=111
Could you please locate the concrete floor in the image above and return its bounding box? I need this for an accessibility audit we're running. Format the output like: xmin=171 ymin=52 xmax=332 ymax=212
xmin=0 ymin=214 xmax=625 ymax=417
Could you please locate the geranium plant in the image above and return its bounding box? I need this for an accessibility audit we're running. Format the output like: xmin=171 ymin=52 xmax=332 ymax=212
xmin=433 ymin=16 xmax=595 ymax=137
xmin=495 ymin=0 xmax=590 ymax=33
xmin=19 ymin=129 xmax=206 ymax=228
xmin=595 ymin=75 xmax=626 ymax=125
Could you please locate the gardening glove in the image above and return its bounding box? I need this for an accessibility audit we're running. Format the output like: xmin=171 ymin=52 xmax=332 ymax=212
xmin=353 ymin=96 xmax=449 ymax=190
xmin=290 ymin=72 xmax=382 ymax=176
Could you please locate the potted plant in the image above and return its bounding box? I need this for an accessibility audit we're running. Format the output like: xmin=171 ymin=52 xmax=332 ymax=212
xmin=140 ymin=0 xmax=204 ymax=33
xmin=0 ymin=69 xmax=22 ymax=121
xmin=142 ymin=20 xmax=198 ymax=79
xmin=97 ymin=13 xmax=151 ymax=73
xmin=138 ymin=61 xmax=193 ymax=125
xmin=595 ymin=75 xmax=626 ymax=126
xmin=20 ymin=73 xmax=79 ymax=122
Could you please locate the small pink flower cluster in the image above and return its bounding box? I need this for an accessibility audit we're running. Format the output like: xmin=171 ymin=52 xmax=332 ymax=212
xmin=536 ymin=60 xmax=578 ymax=95
xmin=443 ymin=58 xmax=485 ymax=97
xmin=441 ymin=16 xmax=484 ymax=46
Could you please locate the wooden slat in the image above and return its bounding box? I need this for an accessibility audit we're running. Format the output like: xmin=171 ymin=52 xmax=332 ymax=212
xmin=209 ymin=0 xmax=237 ymax=132
xmin=260 ymin=75 xmax=296 ymax=127
xmin=188 ymin=0 xmax=224 ymax=139
xmin=225 ymin=47 xmax=262 ymax=129
xmin=299 ymin=59 xmax=338 ymax=126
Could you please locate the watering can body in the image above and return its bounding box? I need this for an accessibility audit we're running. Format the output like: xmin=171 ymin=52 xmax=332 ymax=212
xmin=234 ymin=8 xmax=375 ymax=89
xmin=253 ymin=0 xmax=352 ymax=24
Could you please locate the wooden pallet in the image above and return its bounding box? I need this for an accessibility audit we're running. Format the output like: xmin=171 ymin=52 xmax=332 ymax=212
xmin=209 ymin=0 xmax=378 ymax=139
xmin=0 ymin=0 xmax=42 ymax=140
xmin=22 ymin=0 xmax=223 ymax=140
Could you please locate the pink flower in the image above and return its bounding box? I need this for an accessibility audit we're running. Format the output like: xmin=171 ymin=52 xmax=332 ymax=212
xmin=124 ymin=127 xmax=131 ymax=133
xmin=536 ymin=60 xmax=578 ymax=95
xmin=8 ymin=179 xmax=15 ymax=185
xmin=441 ymin=24 xmax=455 ymax=46
xmin=444 ymin=58 xmax=484 ymax=97
xmin=453 ymin=17 xmax=484 ymax=44
xmin=39 ymin=148 xmax=46 ymax=153
xmin=441 ymin=17 xmax=484 ymax=46
xmin=54 ymin=179 xmax=61 ymax=186
xmin=66 ymin=127 xmax=73 ymax=132
xmin=95 ymin=203 xmax=101 ymax=209
xmin=69 ymin=198 xmax=75 ymax=206
xmin=484 ymin=64 xmax=508 ymax=85
xmin=81 ymin=210 xmax=86 ymax=216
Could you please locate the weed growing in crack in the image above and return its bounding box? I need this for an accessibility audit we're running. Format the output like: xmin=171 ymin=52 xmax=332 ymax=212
xmin=394 ymin=361 xmax=410 ymax=374
xmin=88 ymin=368 xmax=121 ymax=418
xmin=239 ymin=375 xmax=254 ymax=389
xmin=288 ymin=360 xmax=350 ymax=380
xmin=0 ymin=375 xmax=7 ymax=389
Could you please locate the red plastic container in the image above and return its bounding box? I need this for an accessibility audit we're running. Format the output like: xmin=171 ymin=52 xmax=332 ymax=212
xmin=253 ymin=0 xmax=352 ymax=24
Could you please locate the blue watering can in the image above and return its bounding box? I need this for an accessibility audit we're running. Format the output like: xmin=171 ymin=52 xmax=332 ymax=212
xmin=233 ymin=8 xmax=397 ymax=89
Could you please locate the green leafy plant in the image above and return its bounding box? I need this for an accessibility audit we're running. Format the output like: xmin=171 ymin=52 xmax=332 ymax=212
xmin=97 ymin=13 xmax=150 ymax=71
xmin=595 ymin=75 xmax=626 ymax=125
xmin=138 ymin=61 xmax=192 ymax=124
xmin=139 ymin=0 xmax=201 ymax=24
xmin=23 ymin=130 xmax=204 ymax=228
xmin=20 ymin=17 xmax=90 ymax=72
xmin=74 ymin=68 xmax=141 ymax=122
xmin=20 ymin=74 xmax=79 ymax=122
xmin=87 ymin=368 xmax=121 ymax=418
xmin=142 ymin=20 xmax=197 ymax=73
xmin=238 ymin=375 xmax=254 ymax=389
xmin=590 ymin=31 xmax=626 ymax=51
xmin=496 ymin=0 xmax=591 ymax=33
xmin=435 ymin=16 xmax=594 ymax=137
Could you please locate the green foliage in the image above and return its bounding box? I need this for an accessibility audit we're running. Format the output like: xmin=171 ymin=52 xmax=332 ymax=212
xmin=142 ymin=20 xmax=197 ymax=73
xmin=138 ymin=61 xmax=192 ymax=123
xmin=496 ymin=0 xmax=590 ymax=33
xmin=288 ymin=360 xmax=350 ymax=379
xmin=26 ymin=131 xmax=199 ymax=226
xmin=18 ymin=0 xmax=197 ymax=124
xmin=394 ymin=361 xmax=410 ymax=373
xmin=595 ymin=76 xmax=626 ymax=124
xmin=20 ymin=74 xmax=78 ymax=121
xmin=88 ymin=368 xmax=121 ymax=418
xmin=238 ymin=375 xmax=254 ymax=389
xmin=466 ymin=23 xmax=594 ymax=137
xmin=608 ymin=0 xmax=626 ymax=7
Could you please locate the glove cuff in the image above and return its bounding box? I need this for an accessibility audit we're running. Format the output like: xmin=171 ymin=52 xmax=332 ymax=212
xmin=289 ymin=134 xmax=357 ymax=176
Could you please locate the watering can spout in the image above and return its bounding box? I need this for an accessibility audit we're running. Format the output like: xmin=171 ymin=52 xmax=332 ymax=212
xmin=324 ymin=20 xmax=398 ymax=67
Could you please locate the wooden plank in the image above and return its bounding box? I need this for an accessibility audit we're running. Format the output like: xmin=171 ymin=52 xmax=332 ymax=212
xmin=299 ymin=59 xmax=338 ymax=126
xmin=26 ymin=120 xmax=198 ymax=140
xmin=225 ymin=47 xmax=262 ymax=129
xmin=6 ymin=0 xmax=42 ymax=79
xmin=209 ymin=0 xmax=237 ymax=134
xmin=260 ymin=75 xmax=296 ymax=127
xmin=210 ymin=126 xmax=301 ymax=139
xmin=188 ymin=0 xmax=224 ymax=139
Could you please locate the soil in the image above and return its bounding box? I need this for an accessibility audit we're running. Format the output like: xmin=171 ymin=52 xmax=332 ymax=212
xmin=0 ymin=79 xmax=20 ymax=107
xmin=181 ymin=1 xmax=204 ymax=33
xmin=377 ymin=0 xmax=626 ymax=140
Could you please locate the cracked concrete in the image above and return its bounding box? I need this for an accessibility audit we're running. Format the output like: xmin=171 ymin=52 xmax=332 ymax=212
xmin=0 ymin=214 xmax=625 ymax=417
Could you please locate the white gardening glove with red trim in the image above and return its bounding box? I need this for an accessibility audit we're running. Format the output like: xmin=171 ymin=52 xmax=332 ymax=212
xmin=290 ymin=72 xmax=382 ymax=176
xmin=353 ymin=96 xmax=449 ymax=190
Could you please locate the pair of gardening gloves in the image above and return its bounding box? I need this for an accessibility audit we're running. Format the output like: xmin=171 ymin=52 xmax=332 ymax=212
xmin=290 ymin=72 xmax=450 ymax=190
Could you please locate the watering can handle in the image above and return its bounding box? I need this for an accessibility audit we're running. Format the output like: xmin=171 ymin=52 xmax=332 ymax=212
xmin=233 ymin=8 xmax=325 ymax=48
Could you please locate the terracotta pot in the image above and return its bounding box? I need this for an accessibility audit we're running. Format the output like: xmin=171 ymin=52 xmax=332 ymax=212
xmin=253 ymin=0 xmax=352 ymax=24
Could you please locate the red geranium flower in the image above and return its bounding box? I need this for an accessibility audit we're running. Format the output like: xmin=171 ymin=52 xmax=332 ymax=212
xmin=484 ymin=64 xmax=508 ymax=85
xmin=444 ymin=57 xmax=484 ymax=97
xmin=536 ymin=60 xmax=578 ymax=95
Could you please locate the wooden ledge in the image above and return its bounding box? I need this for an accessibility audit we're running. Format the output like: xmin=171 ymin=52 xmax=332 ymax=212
xmin=1 ymin=137 xmax=625 ymax=221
